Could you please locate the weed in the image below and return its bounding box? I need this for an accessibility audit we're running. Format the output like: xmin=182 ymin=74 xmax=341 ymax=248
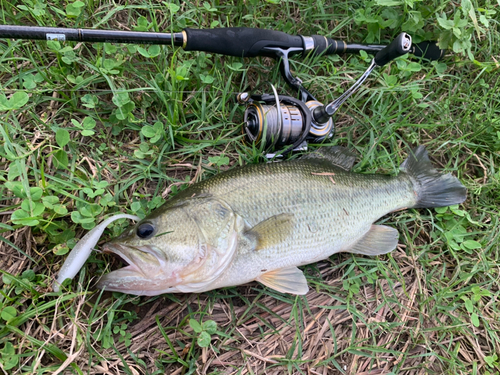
xmin=0 ymin=0 xmax=499 ymax=374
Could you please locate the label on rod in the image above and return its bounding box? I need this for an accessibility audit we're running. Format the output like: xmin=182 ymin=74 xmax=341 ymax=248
xmin=46 ymin=33 xmax=66 ymax=41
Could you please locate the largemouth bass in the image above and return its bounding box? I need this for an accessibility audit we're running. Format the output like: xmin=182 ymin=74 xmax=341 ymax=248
xmin=96 ymin=146 xmax=466 ymax=296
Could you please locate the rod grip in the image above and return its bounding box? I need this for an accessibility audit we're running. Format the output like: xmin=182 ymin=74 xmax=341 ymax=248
xmin=411 ymin=41 xmax=445 ymax=61
xmin=374 ymin=32 xmax=412 ymax=66
xmin=183 ymin=27 xmax=303 ymax=57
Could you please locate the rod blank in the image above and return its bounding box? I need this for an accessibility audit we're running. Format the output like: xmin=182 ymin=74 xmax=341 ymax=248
xmin=0 ymin=25 xmax=184 ymax=45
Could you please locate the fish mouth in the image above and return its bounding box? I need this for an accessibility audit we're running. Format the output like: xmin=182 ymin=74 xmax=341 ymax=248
xmin=96 ymin=243 xmax=174 ymax=296
xmin=102 ymin=243 xmax=138 ymax=268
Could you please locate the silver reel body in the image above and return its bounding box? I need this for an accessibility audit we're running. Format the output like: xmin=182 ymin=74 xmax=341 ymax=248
xmin=238 ymin=83 xmax=334 ymax=155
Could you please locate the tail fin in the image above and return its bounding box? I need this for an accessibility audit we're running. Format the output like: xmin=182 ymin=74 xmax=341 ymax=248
xmin=401 ymin=146 xmax=467 ymax=208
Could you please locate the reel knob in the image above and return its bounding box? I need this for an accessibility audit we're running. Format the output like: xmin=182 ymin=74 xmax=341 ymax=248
xmin=305 ymin=100 xmax=334 ymax=142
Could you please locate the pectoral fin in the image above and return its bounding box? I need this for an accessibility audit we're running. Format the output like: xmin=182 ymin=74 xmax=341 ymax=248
xmin=246 ymin=213 xmax=294 ymax=251
xmin=257 ymin=267 xmax=308 ymax=295
xmin=346 ymin=225 xmax=399 ymax=256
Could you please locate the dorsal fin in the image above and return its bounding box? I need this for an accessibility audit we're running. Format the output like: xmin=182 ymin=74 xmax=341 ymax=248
xmin=302 ymin=146 xmax=357 ymax=171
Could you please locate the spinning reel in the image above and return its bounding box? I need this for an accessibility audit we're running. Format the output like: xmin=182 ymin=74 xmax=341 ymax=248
xmin=236 ymin=32 xmax=437 ymax=155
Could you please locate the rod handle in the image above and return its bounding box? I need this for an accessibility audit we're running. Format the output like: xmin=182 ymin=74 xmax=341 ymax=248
xmin=183 ymin=27 xmax=303 ymax=57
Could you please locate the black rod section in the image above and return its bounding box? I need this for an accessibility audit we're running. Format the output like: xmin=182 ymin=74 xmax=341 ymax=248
xmin=0 ymin=25 xmax=184 ymax=45
xmin=344 ymin=43 xmax=385 ymax=53
xmin=0 ymin=25 xmax=445 ymax=60
xmin=344 ymin=41 xmax=445 ymax=60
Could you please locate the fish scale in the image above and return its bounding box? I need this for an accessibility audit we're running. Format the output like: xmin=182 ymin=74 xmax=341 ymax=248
xmin=95 ymin=146 xmax=467 ymax=296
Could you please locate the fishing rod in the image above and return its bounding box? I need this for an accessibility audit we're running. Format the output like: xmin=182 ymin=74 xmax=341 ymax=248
xmin=0 ymin=25 xmax=445 ymax=154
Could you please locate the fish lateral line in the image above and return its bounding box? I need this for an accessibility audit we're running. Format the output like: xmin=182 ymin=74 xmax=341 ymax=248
xmin=311 ymin=171 xmax=336 ymax=184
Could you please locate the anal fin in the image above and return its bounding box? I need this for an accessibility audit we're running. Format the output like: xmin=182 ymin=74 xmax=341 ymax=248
xmin=346 ymin=225 xmax=399 ymax=256
xmin=256 ymin=267 xmax=308 ymax=295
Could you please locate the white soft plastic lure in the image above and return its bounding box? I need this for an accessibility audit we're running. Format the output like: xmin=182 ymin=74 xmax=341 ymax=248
xmin=53 ymin=214 xmax=140 ymax=292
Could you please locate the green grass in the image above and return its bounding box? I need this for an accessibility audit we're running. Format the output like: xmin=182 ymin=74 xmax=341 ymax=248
xmin=0 ymin=0 xmax=499 ymax=374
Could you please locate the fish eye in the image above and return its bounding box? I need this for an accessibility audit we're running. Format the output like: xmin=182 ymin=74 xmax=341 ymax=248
xmin=136 ymin=223 xmax=155 ymax=239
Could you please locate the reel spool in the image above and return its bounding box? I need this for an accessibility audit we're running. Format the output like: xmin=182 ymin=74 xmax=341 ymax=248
xmin=244 ymin=102 xmax=303 ymax=148
xmin=239 ymin=84 xmax=334 ymax=153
